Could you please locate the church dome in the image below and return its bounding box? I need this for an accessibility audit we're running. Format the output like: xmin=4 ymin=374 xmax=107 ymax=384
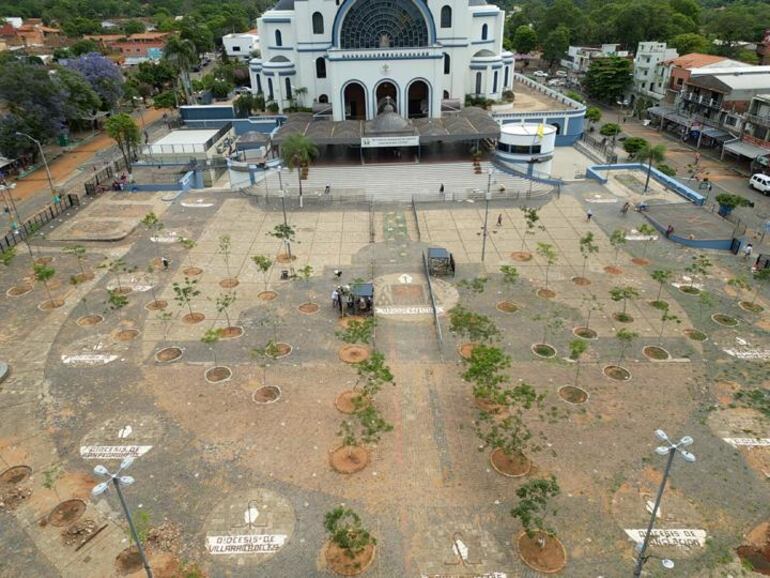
xmin=368 ymin=99 xmax=412 ymax=133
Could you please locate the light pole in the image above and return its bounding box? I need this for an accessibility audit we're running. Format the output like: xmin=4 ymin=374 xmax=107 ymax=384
xmin=15 ymin=132 xmax=57 ymax=202
xmin=92 ymin=458 xmax=154 ymax=578
xmin=633 ymin=429 xmax=695 ymax=577
xmin=0 ymin=182 xmax=33 ymax=257
xmin=481 ymin=169 xmax=495 ymax=262
xmin=611 ymin=99 xmax=628 ymax=163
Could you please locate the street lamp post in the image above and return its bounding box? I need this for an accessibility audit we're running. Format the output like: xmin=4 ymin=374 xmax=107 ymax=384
xmin=92 ymin=457 xmax=154 ymax=578
xmin=15 ymin=132 xmax=57 ymax=202
xmin=632 ymin=429 xmax=695 ymax=577
xmin=0 ymin=182 xmax=34 ymax=257
xmin=481 ymin=169 xmax=495 ymax=262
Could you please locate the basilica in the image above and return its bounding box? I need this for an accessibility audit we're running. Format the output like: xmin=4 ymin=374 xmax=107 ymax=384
xmin=249 ymin=0 xmax=514 ymax=121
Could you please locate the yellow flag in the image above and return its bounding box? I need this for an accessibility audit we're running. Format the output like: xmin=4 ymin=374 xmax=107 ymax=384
xmin=536 ymin=123 xmax=545 ymax=141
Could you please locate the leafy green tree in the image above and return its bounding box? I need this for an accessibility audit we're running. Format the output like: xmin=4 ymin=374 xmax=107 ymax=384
xmin=651 ymin=269 xmax=673 ymax=303
xmin=338 ymin=405 xmax=393 ymax=449
xmin=353 ymin=351 xmax=394 ymax=409
xmin=658 ymin=305 xmax=680 ymax=343
xmin=281 ymin=133 xmax=318 ymax=207
xmin=727 ymin=276 xmax=750 ymax=303
xmin=536 ymin=243 xmax=557 ymax=289
xmin=615 ymin=328 xmax=638 ymax=362
xmin=578 ymin=232 xmax=598 ymax=277
xmin=585 ymin=106 xmax=601 ymax=126
xmin=669 ymin=33 xmax=709 ymax=55
xmin=569 ymin=339 xmax=588 ymax=385
xmin=449 ymin=305 xmax=500 ymax=344
xmin=600 ymin=123 xmax=621 ymax=137
xmin=542 ymin=25 xmax=570 ymax=69
xmin=297 ymin=264 xmax=313 ymax=286
xmin=500 ymin=265 xmax=519 ymax=301
xmin=581 ymin=294 xmax=602 ymax=332
xmin=70 ymin=39 xmax=101 ymax=56
xmin=609 ymin=229 xmax=627 ymax=264
xmin=706 ymin=5 xmax=754 ymax=56
xmin=463 ymin=344 xmax=511 ymax=403
xmin=0 ymin=246 xmax=16 ymax=267
xmin=520 ymin=207 xmax=544 ymax=251
xmin=215 ymin=291 xmax=237 ymax=329
xmin=609 ymin=286 xmax=639 ymax=319
xmin=163 ymin=36 xmax=197 ymax=105
xmin=623 ymin=137 xmax=648 ymax=157
xmin=105 ymin=113 xmax=140 ymax=174
xmin=123 ymin=19 xmax=146 ymax=34
xmin=218 ymin=234 xmax=233 ymax=278
xmin=511 ymin=476 xmax=561 ymax=543
xmin=637 ymin=223 xmax=657 ymax=258
xmin=684 ymin=254 xmax=712 ymax=289
xmin=172 ymin=277 xmax=200 ymax=317
xmin=584 ymin=57 xmax=632 ymax=102
xmin=251 ymin=255 xmax=273 ymax=290
xmin=336 ymin=317 xmax=377 ymax=345
xmin=269 ymin=223 xmax=296 ymax=262
xmin=34 ymin=262 xmax=56 ymax=304
xmin=201 ymin=327 xmax=221 ymax=365
xmin=55 ymin=67 xmax=102 ymax=125
xmin=512 ymin=25 xmax=538 ymax=54
xmin=637 ymin=142 xmax=667 ymax=193
xmin=140 ymin=212 xmax=164 ymax=259
xmin=178 ymin=237 xmax=197 ymax=270
xmin=324 ymin=507 xmax=376 ymax=559
xmin=63 ymin=244 xmax=89 ymax=280
xmin=457 ymin=276 xmax=488 ymax=300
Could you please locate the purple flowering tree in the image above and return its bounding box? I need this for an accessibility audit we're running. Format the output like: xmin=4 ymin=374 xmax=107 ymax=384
xmin=64 ymin=53 xmax=124 ymax=110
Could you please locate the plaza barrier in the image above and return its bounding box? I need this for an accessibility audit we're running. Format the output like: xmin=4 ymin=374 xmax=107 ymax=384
xmin=585 ymin=163 xmax=706 ymax=206
xmin=0 ymin=193 xmax=80 ymax=253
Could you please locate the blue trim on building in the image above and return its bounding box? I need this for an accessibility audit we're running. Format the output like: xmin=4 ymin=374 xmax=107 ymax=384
xmin=469 ymin=64 xmax=488 ymax=70
xmin=267 ymin=46 xmax=294 ymax=51
xmin=586 ymin=163 xmax=706 ymax=206
xmin=328 ymin=53 xmax=442 ymax=61
xmin=472 ymin=11 xmax=498 ymax=16
xmin=471 ymin=39 xmax=495 ymax=45
xmin=278 ymin=71 xmax=296 ymax=76
xmin=263 ymin=17 xmax=292 ymax=23
xmin=331 ymin=0 xmax=437 ymax=48
xmin=297 ymin=47 xmax=332 ymax=52
xmin=439 ymin=42 xmax=469 ymax=47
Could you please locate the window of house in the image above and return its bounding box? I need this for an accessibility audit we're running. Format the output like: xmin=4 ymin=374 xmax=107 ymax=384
xmin=285 ymin=77 xmax=292 ymax=100
xmin=316 ymin=57 xmax=326 ymax=78
xmin=275 ymin=29 xmax=282 ymax=46
xmin=440 ymin=5 xmax=452 ymax=28
xmin=443 ymin=53 xmax=450 ymax=75
xmin=268 ymin=78 xmax=274 ymax=100
xmin=475 ymin=71 xmax=481 ymax=94
xmin=232 ymin=46 xmax=241 ymax=52
xmin=481 ymin=23 xmax=488 ymax=41
xmin=312 ymin=12 xmax=324 ymax=34
xmin=492 ymin=70 xmax=498 ymax=93
xmin=319 ymin=94 xmax=329 ymax=103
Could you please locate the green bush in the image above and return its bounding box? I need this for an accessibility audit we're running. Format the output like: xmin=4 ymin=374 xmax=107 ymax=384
xmin=565 ymin=90 xmax=584 ymax=103
xmin=656 ymin=163 xmax=676 ymax=177
xmin=600 ymin=123 xmax=621 ymax=137
xmin=622 ymin=137 xmax=648 ymax=155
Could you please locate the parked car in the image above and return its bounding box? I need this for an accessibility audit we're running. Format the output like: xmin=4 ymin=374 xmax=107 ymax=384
xmin=533 ymin=70 xmax=549 ymax=78
xmin=555 ymin=70 xmax=568 ymax=77
xmin=750 ymin=173 xmax=770 ymax=195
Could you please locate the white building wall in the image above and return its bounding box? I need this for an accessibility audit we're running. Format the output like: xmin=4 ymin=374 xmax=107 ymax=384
xmin=633 ymin=41 xmax=678 ymax=101
xmin=223 ymin=33 xmax=260 ymax=61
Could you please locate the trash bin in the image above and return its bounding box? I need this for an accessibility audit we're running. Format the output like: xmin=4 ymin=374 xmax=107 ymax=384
xmin=57 ymin=133 xmax=69 ymax=146
xmin=280 ymin=270 xmax=289 ymax=280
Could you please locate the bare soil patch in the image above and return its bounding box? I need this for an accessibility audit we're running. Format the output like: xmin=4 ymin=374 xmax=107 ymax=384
xmin=649 ymin=300 xmax=670 ymax=311
xmin=679 ymin=285 xmax=700 ymax=295
xmin=496 ymin=301 xmax=519 ymax=313
xmin=458 ymin=342 xmax=476 ymax=359
xmin=115 ymin=546 xmax=142 ymax=575
xmin=339 ymin=345 xmax=369 ymax=364
xmin=182 ymin=312 xmax=205 ymax=324
xmin=736 ymin=522 xmax=770 ymax=576
xmin=6 ymin=285 xmax=32 ymax=297
xmin=335 ymin=390 xmax=366 ymax=414
xmin=511 ymin=251 xmax=533 ymax=262
xmin=0 ymin=466 xmax=32 ymax=485
xmin=34 ymin=256 xmax=54 ymax=266
xmin=38 ymin=298 xmax=65 ymax=311
xmin=712 ymin=313 xmax=738 ymax=327
xmin=490 ymin=448 xmax=531 ymax=477
xmin=115 ymin=329 xmax=140 ymax=342
xmin=252 ymin=385 xmax=281 ymax=404
xmin=325 ymin=541 xmax=376 ymax=576
xmin=329 ymin=445 xmax=369 ymax=474
xmin=258 ymin=290 xmax=278 ymax=301
xmin=62 ymin=519 xmax=98 ymax=547
xmin=571 ymin=276 xmax=591 ymax=286
xmin=631 ymin=257 xmax=650 ymax=266
xmin=684 ymin=329 xmax=707 ymax=341
xmin=474 ymin=396 xmax=509 ymax=415
xmin=559 ymin=385 xmax=589 ymax=405
xmin=573 ymin=327 xmax=597 ymax=339
xmin=516 ymin=532 xmax=567 ymax=574
xmin=71 ymin=271 xmax=95 ymax=284
xmin=643 ymin=346 xmax=671 ymax=361
xmin=537 ymin=288 xmax=556 ymax=299
xmin=155 ymin=347 xmax=183 ymax=363
xmin=112 ymin=287 xmax=133 ymax=295
xmin=604 ymin=265 xmax=623 ymax=275
xmin=603 ymin=365 xmax=631 ymax=381
xmin=145 ymin=299 xmax=168 ymax=311
xmin=218 ymin=326 xmax=243 ymax=339
xmin=531 ymin=343 xmax=556 ymax=358
xmin=299 ymin=302 xmax=320 ymax=314
xmin=0 ymin=485 xmax=32 ymax=510
xmin=613 ymin=312 xmax=634 ymax=323
xmin=740 ymin=301 xmax=764 ymax=313
xmin=338 ymin=315 xmax=366 ymax=329
xmin=77 ymin=314 xmax=104 ymax=327
xmin=276 ymin=253 xmax=296 ymax=263
xmin=267 ymin=342 xmax=292 ymax=358
xmin=46 ymin=499 xmax=86 ymax=527
xmin=219 ymin=277 xmax=239 ymax=289
xmin=183 ymin=266 xmax=202 ymax=276
xmin=205 ymin=366 xmax=232 ymax=383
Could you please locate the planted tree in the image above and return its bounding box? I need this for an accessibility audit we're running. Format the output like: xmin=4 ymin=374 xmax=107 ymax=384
xmin=201 ymin=328 xmax=220 ymax=366
xmin=218 ymin=234 xmax=233 ymax=279
xmin=103 ymin=258 xmax=130 ymax=293
xmin=637 ymin=223 xmax=657 ymax=259
xmin=0 ymin=246 xmax=16 ymax=267
xmin=578 ymin=232 xmax=598 ymax=278
xmin=658 ymin=306 xmax=680 ymax=344
xmin=749 ymin=268 xmax=770 ymax=308
xmin=323 ymin=507 xmax=376 ymax=568
xmin=499 ymin=265 xmax=519 ymax=311
xmin=511 ymin=475 xmax=561 ymax=547
xmin=569 ymin=339 xmax=588 ymax=385
xmin=140 ymin=212 xmax=164 ymax=260
xmin=520 ymin=207 xmax=544 ymax=251
xmin=615 ymin=328 xmax=638 ymax=362
xmin=536 ymin=243 xmax=557 ymax=290
xmin=336 ymin=405 xmax=393 ymax=462
xmin=157 ymin=311 xmax=173 ymax=342
xmin=251 ymin=255 xmax=273 ymax=290
xmin=336 ymin=316 xmax=377 ymax=346
xmin=609 ymin=229 xmax=627 ymax=265
xmin=637 ymin=142 xmax=667 ymax=192
xmin=449 ymin=305 xmax=500 ymax=344
xmin=64 ymin=244 xmax=89 ymax=283
xmin=269 ymin=223 xmax=296 ymax=262
xmin=533 ymin=314 xmax=563 ymax=357
xmin=215 ymin=291 xmax=237 ymax=332
xmin=178 ymin=237 xmax=198 ymax=271
xmin=585 ymin=107 xmax=601 ymax=127
xmin=106 ymin=289 xmax=129 ymax=310
xmin=34 ymin=262 xmax=56 ymax=306
xmin=172 ymin=277 xmax=201 ymax=318
xmin=105 ymin=113 xmax=141 ymax=172
xmin=609 ymin=286 xmax=639 ymax=322
xmin=727 ymin=276 xmax=751 ymax=303
xmin=351 ymin=351 xmax=394 ymax=410
xmin=697 ymin=290 xmax=714 ymax=322
xmin=457 ymin=276 xmax=488 ymax=300
xmin=462 ymin=344 xmax=511 ymax=405
xmin=281 ymin=134 xmax=318 ymax=208
xmin=297 ymin=264 xmax=313 ymax=286
xmin=651 ymin=269 xmax=673 ymax=306
xmin=684 ymin=254 xmax=712 ymax=291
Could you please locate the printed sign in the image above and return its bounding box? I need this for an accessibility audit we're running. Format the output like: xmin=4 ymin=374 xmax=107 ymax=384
xmin=420 ymin=574 xmax=507 ymax=578
xmin=80 ymin=445 xmax=153 ymax=459
xmin=206 ymin=534 xmax=287 ymax=555
xmin=62 ymin=354 xmax=118 ymax=366
xmin=361 ymin=136 xmax=419 ymax=148
xmin=723 ymin=438 xmax=770 ymax=448
xmin=376 ymin=305 xmax=444 ymax=315
xmin=624 ymin=529 xmax=707 ymax=548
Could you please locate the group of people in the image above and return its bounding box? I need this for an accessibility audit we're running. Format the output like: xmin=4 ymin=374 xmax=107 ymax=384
xmin=331 ymin=285 xmax=372 ymax=316
xmin=111 ymin=173 xmax=130 ymax=191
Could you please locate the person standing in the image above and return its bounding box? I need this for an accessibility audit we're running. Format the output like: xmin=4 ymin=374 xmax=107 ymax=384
xmin=439 ymin=183 xmax=444 ymax=194
xmin=496 ymin=214 xmax=503 ymax=227
xmin=161 ymin=256 xmax=169 ymax=270
xmin=331 ymin=288 xmax=339 ymax=309
xmin=586 ymin=209 xmax=593 ymax=222
xmin=743 ymin=243 xmax=753 ymax=260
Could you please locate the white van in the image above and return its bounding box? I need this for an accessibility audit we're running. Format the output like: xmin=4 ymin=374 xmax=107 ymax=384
xmin=750 ymin=173 xmax=770 ymax=195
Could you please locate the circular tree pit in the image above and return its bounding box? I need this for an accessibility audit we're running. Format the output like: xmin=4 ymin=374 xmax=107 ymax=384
xmin=643 ymin=345 xmax=671 ymax=361
xmin=559 ymin=385 xmax=589 ymax=405
xmin=613 ymin=312 xmax=634 ymax=323
xmin=145 ymin=299 xmax=167 ymax=311
xmin=205 ymin=366 xmax=232 ymax=384
xmin=218 ymin=326 xmax=244 ymax=339
xmin=490 ymin=448 xmax=531 ymax=477
xmin=6 ymin=285 xmax=32 ymax=297
xmin=183 ymin=312 xmax=205 ymax=324
xmin=47 ymin=499 xmax=86 ymax=527
xmin=71 ymin=271 xmax=95 ymax=284
xmin=458 ymin=343 xmax=477 ymax=359
xmin=183 ymin=267 xmax=203 ymax=276
xmin=0 ymin=465 xmax=32 ymax=485
xmin=712 ymin=313 xmax=738 ymax=327
xmin=537 ymin=288 xmax=556 ymax=299
xmin=679 ymin=285 xmax=701 ymax=295
xmin=329 ymin=445 xmax=369 ymax=474
xmin=77 ymin=314 xmax=104 ymax=327
xmin=631 ymin=257 xmax=650 ymax=266
xmin=572 ymin=327 xmax=597 ymax=339
xmin=155 ymin=347 xmax=183 ymax=363
xmin=496 ymin=301 xmax=519 ymax=313
xmin=684 ymin=329 xmax=707 ymax=341
xmin=603 ymin=365 xmax=631 ymax=381
xmin=604 ymin=265 xmax=623 ymax=275
xmin=511 ymin=252 xmax=533 ymax=262
xmin=298 ymin=302 xmax=320 ymax=314
xmin=252 ymin=385 xmax=282 ymax=404
xmin=267 ymin=342 xmax=293 ymax=359
xmin=276 ymin=253 xmax=296 ymax=264
xmin=571 ymin=276 xmax=591 ymax=286
xmin=258 ymin=290 xmax=278 ymax=301
xmin=325 ymin=541 xmax=376 ymax=576
xmin=649 ymin=300 xmax=670 ymax=311
xmin=115 ymin=546 xmax=143 ymax=575
xmin=38 ymin=299 xmax=65 ymax=311
xmin=531 ymin=343 xmax=557 ymax=358
xmin=339 ymin=345 xmax=369 ymax=364
xmin=335 ymin=390 xmax=367 ymax=414
xmin=740 ymin=301 xmax=764 ymax=313
xmin=219 ymin=277 xmax=239 ymax=289
xmin=114 ymin=329 xmax=140 ymax=342
xmin=516 ymin=531 xmax=567 ymax=574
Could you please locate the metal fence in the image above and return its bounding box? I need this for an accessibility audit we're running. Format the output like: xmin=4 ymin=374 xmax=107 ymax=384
xmin=0 ymin=193 xmax=80 ymax=252
xmin=580 ymin=132 xmax=618 ymax=164
xmin=83 ymin=156 xmax=130 ymax=196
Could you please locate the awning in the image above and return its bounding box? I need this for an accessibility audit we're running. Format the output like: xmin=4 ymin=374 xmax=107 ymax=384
xmin=723 ymin=139 xmax=770 ymax=160
xmin=662 ymin=110 xmax=691 ymax=127
xmin=701 ymin=127 xmax=729 ymax=139
xmin=0 ymin=156 xmax=15 ymax=170
xmin=647 ymin=106 xmax=673 ymax=117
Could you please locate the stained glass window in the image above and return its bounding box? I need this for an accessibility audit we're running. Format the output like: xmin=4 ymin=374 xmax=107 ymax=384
xmin=340 ymin=0 xmax=429 ymax=49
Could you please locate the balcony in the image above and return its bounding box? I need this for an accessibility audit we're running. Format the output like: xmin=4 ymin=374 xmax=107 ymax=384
xmin=747 ymin=113 xmax=770 ymax=128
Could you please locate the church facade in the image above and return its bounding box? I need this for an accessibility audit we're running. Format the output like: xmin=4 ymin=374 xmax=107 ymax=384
xmin=250 ymin=0 xmax=513 ymax=121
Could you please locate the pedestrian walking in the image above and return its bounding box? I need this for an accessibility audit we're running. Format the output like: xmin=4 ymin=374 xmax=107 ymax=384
xmin=496 ymin=214 xmax=503 ymax=227
xmin=621 ymin=202 xmax=630 ymax=216
xmin=331 ymin=288 xmax=339 ymax=309
xmin=161 ymin=256 xmax=169 ymax=270
xmin=439 ymin=183 xmax=444 ymax=194
xmin=586 ymin=209 xmax=593 ymax=222
xmin=743 ymin=243 xmax=753 ymax=259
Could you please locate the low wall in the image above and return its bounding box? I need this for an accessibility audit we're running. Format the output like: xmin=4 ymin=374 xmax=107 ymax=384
xmin=643 ymin=212 xmax=733 ymax=250
xmin=493 ymin=158 xmax=564 ymax=186
xmin=128 ymin=171 xmax=195 ymax=193
xmin=586 ymin=163 xmax=705 ymax=206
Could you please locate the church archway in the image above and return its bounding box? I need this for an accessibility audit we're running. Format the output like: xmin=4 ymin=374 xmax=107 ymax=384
xmin=407 ymin=79 xmax=429 ymax=118
xmin=375 ymin=81 xmax=398 ymax=114
xmin=343 ymin=81 xmax=367 ymax=120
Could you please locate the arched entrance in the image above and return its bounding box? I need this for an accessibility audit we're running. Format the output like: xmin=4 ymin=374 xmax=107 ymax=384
xmin=407 ymin=80 xmax=429 ymax=118
xmin=375 ymin=81 xmax=398 ymax=114
xmin=343 ymin=82 xmax=366 ymax=120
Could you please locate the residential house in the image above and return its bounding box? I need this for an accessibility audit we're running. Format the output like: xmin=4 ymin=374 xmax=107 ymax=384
xmin=222 ymin=30 xmax=259 ymax=62
xmin=663 ymin=53 xmax=744 ymax=100
xmin=740 ymin=94 xmax=770 ymax=157
xmin=632 ymin=42 xmax=677 ymax=102
xmin=0 ymin=18 xmax=63 ymax=48
xmin=560 ymin=44 xmax=629 ymax=74
xmin=85 ymin=32 xmax=169 ymax=65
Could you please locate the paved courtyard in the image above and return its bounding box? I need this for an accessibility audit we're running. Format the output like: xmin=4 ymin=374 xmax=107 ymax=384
xmin=1 ymin=159 xmax=769 ymax=578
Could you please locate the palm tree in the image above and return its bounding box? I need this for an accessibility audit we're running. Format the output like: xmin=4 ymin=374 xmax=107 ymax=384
xmin=281 ymin=133 xmax=318 ymax=208
xmin=163 ymin=36 xmax=197 ymax=105
xmin=637 ymin=142 xmax=667 ymax=193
